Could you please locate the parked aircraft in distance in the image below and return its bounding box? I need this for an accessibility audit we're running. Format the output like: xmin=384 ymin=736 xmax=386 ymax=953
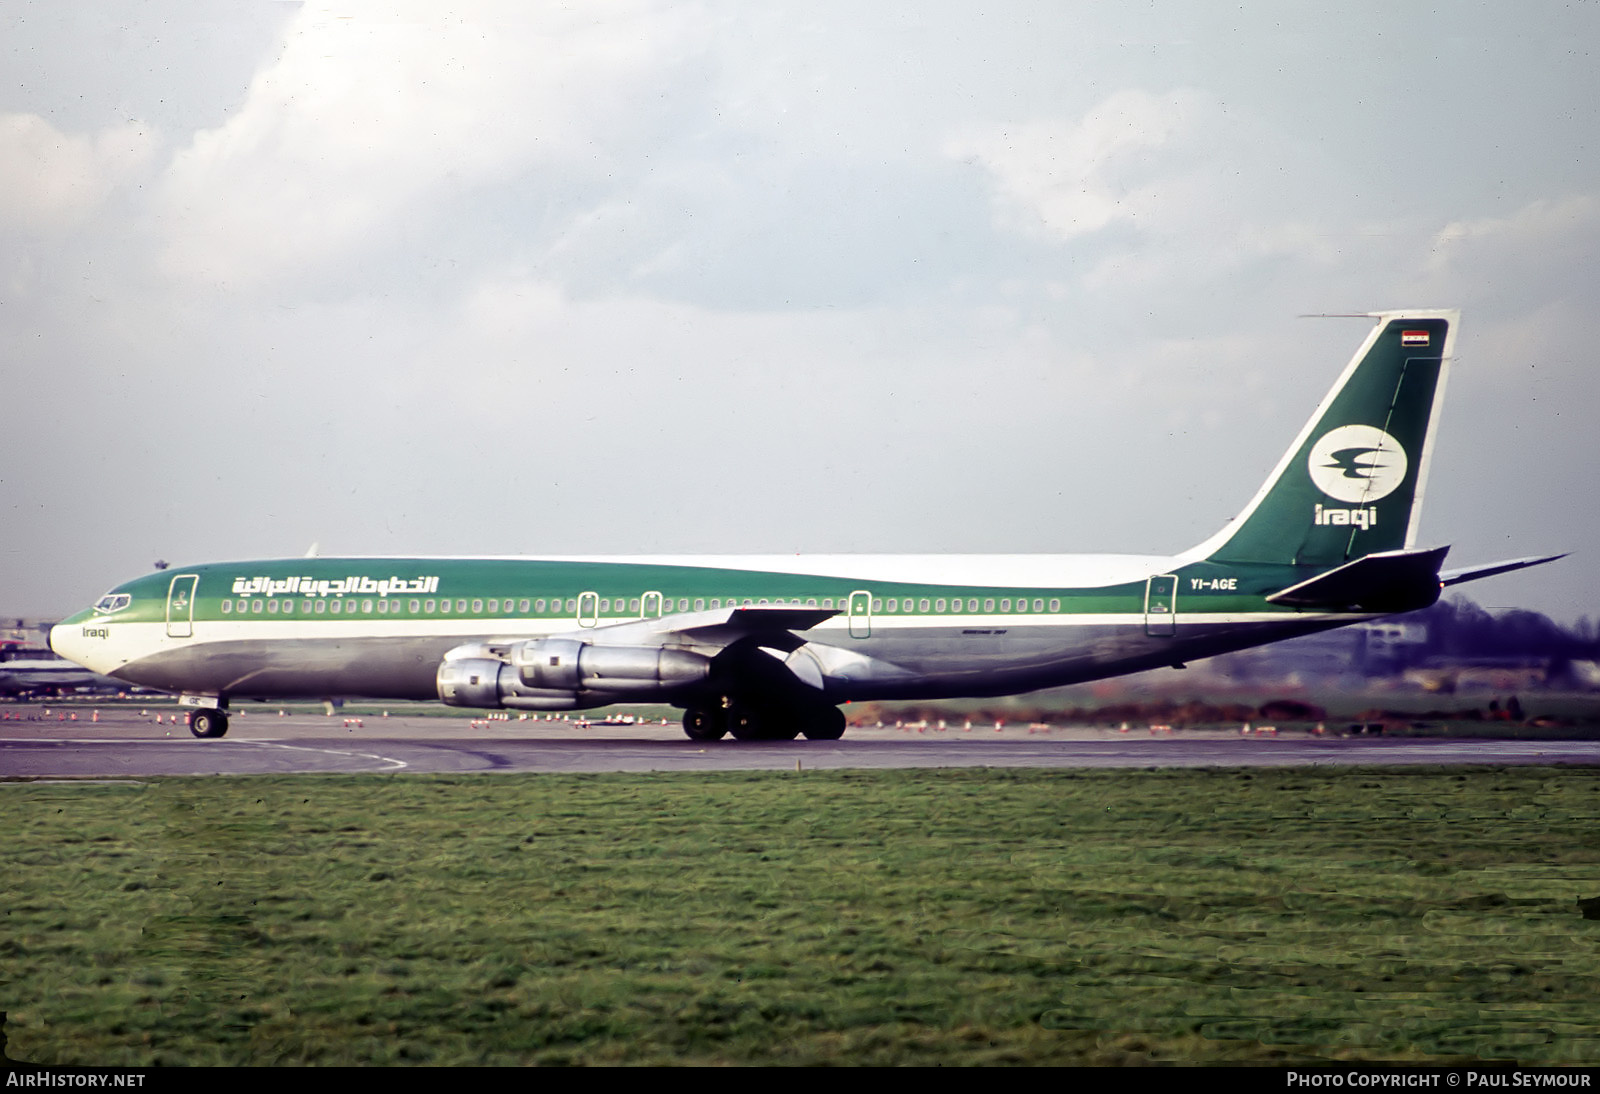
xmin=0 ymin=652 xmax=127 ymax=698
xmin=51 ymin=310 xmax=1561 ymax=740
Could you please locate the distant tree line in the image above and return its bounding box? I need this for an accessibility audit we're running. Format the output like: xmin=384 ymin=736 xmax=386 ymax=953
xmin=1403 ymin=595 xmax=1599 ymax=665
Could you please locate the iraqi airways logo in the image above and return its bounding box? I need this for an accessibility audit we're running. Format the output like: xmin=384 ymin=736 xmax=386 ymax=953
xmin=1307 ymin=424 xmax=1408 ymax=504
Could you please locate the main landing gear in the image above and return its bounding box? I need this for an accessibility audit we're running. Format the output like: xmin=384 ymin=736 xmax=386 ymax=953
xmin=681 ymin=700 xmax=846 ymax=742
xmin=188 ymin=708 xmax=229 ymax=738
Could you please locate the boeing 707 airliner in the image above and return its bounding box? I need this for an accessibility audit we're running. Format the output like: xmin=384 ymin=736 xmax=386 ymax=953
xmin=50 ymin=310 xmax=1561 ymax=740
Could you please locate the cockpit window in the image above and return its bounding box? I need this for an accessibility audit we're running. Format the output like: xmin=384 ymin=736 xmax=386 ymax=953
xmin=93 ymin=594 xmax=132 ymax=614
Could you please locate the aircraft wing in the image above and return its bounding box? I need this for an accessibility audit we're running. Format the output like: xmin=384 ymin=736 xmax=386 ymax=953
xmin=1440 ymin=553 xmax=1568 ymax=587
xmin=528 ymin=604 xmax=840 ymax=652
xmin=445 ymin=604 xmax=854 ymax=705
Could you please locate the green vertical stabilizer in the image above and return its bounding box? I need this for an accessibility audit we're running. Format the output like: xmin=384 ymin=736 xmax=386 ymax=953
xmin=1194 ymin=311 xmax=1455 ymax=568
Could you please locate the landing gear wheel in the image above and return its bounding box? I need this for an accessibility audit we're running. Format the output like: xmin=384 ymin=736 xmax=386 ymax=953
xmin=188 ymin=709 xmax=229 ymax=739
xmin=726 ymin=702 xmax=766 ymax=741
xmin=683 ymin=707 xmax=727 ymax=742
xmin=801 ymin=706 xmax=846 ymax=740
xmin=726 ymin=702 xmax=801 ymax=741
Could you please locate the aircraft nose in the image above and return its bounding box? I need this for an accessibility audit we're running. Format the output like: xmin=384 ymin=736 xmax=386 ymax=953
xmin=49 ymin=622 xmax=73 ymax=660
xmin=49 ymin=620 xmax=89 ymax=668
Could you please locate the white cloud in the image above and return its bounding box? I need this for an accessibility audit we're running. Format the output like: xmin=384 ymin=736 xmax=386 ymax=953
xmin=947 ymin=89 xmax=1209 ymax=242
xmin=1424 ymin=195 xmax=1600 ymax=310
xmin=0 ymin=113 xmax=155 ymax=232
xmin=156 ymin=0 xmax=704 ymax=287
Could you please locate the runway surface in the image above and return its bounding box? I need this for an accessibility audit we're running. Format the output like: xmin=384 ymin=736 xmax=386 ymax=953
xmin=4 ymin=706 xmax=1599 ymax=778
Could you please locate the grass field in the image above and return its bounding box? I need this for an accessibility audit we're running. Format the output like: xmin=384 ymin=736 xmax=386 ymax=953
xmin=6 ymin=766 xmax=1600 ymax=1065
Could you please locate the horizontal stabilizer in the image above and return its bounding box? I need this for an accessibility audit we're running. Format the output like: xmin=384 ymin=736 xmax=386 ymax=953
xmin=1266 ymin=546 xmax=1451 ymax=612
xmin=1441 ymin=553 xmax=1567 ymax=587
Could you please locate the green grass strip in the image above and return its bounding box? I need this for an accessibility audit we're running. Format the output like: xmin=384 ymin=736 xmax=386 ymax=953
xmin=5 ymin=766 xmax=1600 ymax=1065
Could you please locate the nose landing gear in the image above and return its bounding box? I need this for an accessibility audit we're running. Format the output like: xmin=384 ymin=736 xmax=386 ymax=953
xmin=188 ymin=708 xmax=229 ymax=738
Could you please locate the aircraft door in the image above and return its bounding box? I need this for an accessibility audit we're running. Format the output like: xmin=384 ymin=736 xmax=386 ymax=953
xmin=641 ymin=591 xmax=663 ymax=619
xmin=577 ymin=591 xmax=599 ymax=629
xmin=1144 ymin=575 xmax=1177 ymax=637
xmin=166 ymin=574 xmax=199 ymax=638
xmin=848 ymin=589 xmax=872 ymax=639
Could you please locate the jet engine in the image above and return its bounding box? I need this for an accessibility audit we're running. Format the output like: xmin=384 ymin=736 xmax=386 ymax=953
xmin=436 ymin=638 xmax=711 ymax=710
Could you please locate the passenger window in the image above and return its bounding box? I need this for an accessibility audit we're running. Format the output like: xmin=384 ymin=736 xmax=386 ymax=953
xmin=967 ymin=598 xmax=977 ymax=611
xmin=363 ymin=599 xmax=374 ymax=613
xmin=410 ymin=599 xmax=420 ymax=613
xmin=872 ymin=599 xmax=882 ymax=612
xmin=935 ymin=598 xmax=946 ymax=612
xmin=630 ymin=598 xmax=640 ymax=613
xmin=984 ymin=599 xmax=995 ymax=612
xmin=695 ymin=598 xmax=705 ymax=611
xmin=1049 ymin=598 xmax=1060 ymax=612
xmin=1033 ymin=599 xmax=1044 ymax=612
xmin=919 ymin=598 xmax=930 ymax=612
xmin=222 ymin=601 xmax=232 ymax=614
xmin=271 ymin=600 xmax=281 ymax=614
xmin=1000 ymin=599 xmax=1010 ymax=612
xmin=488 ymin=600 xmax=499 ymax=613
xmin=564 ymin=599 xmax=575 ymax=612
xmin=471 ymin=599 xmax=483 ymax=613
xmin=315 ymin=601 xmax=326 ymax=614
xmin=425 ymin=599 xmax=435 ymax=613
xmin=519 ymin=599 xmax=530 ymax=613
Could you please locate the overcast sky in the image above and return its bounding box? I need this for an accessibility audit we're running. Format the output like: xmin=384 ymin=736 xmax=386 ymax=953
xmin=4 ymin=1 xmax=1596 ymax=623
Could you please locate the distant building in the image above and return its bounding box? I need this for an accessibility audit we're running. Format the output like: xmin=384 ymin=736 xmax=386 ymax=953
xmin=1358 ymin=621 xmax=1429 ymax=673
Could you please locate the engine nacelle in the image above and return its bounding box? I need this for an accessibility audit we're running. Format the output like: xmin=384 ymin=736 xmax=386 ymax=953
xmin=511 ymin=639 xmax=710 ymax=693
xmin=436 ymin=657 xmax=580 ymax=710
xmin=436 ymin=640 xmax=711 ymax=710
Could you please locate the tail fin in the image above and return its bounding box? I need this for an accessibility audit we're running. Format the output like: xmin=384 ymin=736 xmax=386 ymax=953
xmin=1185 ymin=310 xmax=1457 ymax=568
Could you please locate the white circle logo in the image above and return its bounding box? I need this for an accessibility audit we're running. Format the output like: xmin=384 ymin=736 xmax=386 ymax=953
xmin=1307 ymin=425 xmax=1408 ymax=503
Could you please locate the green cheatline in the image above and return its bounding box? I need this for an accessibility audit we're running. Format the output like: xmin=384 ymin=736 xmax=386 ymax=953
xmin=5 ymin=766 xmax=1600 ymax=1066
